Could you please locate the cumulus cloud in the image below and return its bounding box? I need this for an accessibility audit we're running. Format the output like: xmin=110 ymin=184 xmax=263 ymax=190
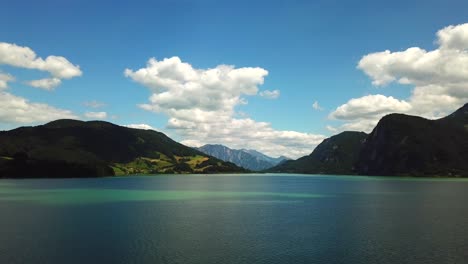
xmin=0 ymin=42 xmax=82 ymax=90
xmin=312 ymin=100 xmax=323 ymax=111
xmin=0 ymin=72 xmax=14 ymax=89
xmin=331 ymin=23 xmax=468 ymax=132
xmin=329 ymin=95 xmax=411 ymax=132
xmin=125 ymin=124 xmax=157 ymax=130
xmin=26 ymin=78 xmax=61 ymax=90
xmin=126 ymin=56 xmax=325 ymax=158
xmin=0 ymin=44 xmax=80 ymax=128
xmin=437 ymin=23 xmax=468 ymax=50
xmin=84 ymin=111 xmax=107 ymax=119
xmin=0 ymin=92 xmax=77 ymax=125
xmin=330 ymin=95 xmax=412 ymax=120
xmin=179 ymin=118 xmax=325 ymax=159
xmin=259 ymin=89 xmax=280 ymax=99
xmin=125 ymin=57 xmax=267 ymax=115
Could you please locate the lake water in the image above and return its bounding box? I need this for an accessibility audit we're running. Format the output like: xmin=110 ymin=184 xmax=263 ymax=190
xmin=0 ymin=174 xmax=467 ymax=264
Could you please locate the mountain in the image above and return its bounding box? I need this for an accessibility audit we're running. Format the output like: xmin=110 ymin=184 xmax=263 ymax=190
xmin=269 ymin=131 xmax=367 ymax=174
xmin=355 ymin=103 xmax=468 ymax=176
xmin=241 ymin=149 xmax=289 ymax=166
xmin=270 ymin=103 xmax=468 ymax=177
xmin=0 ymin=119 xmax=246 ymax=178
xmin=197 ymin=144 xmax=287 ymax=171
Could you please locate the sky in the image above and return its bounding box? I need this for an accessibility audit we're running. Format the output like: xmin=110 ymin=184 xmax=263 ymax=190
xmin=1 ymin=0 xmax=468 ymax=158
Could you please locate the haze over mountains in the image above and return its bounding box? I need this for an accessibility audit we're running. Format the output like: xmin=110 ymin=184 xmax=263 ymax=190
xmin=271 ymin=103 xmax=468 ymax=177
xmin=197 ymin=144 xmax=289 ymax=171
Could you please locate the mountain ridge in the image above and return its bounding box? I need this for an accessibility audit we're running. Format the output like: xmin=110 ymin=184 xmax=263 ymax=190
xmin=270 ymin=103 xmax=468 ymax=177
xmin=197 ymin=144 xmax=287 ymax=171
xmin=269 ymin=131 xmax=367 ymax=174
xmin=0 ymin=120 xmax=246 ymax=178
xmin=355 ymin=104 xmax=468 ymax=176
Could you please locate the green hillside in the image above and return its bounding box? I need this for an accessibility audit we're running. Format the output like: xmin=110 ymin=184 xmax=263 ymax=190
xmin=0 ymin=120 xmax=246 ymax=178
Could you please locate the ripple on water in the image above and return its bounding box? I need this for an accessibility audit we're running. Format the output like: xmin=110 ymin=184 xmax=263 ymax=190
xmin=0 ymin=175 xmax=468 ymax=264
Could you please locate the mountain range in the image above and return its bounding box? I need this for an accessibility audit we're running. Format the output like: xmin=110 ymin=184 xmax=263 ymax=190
xmin=1 ymin=103 xmax=467 ymax=178
xmin=270 ymin=103 xmax=468 ymax=177
xmin=197 ymin=144 xmax=288 ymax=171
xmin=0 ymin=120 xmax=246 ymax=178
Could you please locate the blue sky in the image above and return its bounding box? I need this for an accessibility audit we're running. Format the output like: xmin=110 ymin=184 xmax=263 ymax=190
xmin=1 ymin=0 xmax=468 ymax=158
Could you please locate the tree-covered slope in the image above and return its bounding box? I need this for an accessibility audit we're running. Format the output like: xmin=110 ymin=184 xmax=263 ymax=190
xmin=269 ymin=131 xmax=367 ymax=174
xmin=0 ymin=120 xmax=246 ymax=178
xmin=355 ymin=104 xmax=468 ymax=176
xmin=270 ymin=103 xmax=468 ymax=177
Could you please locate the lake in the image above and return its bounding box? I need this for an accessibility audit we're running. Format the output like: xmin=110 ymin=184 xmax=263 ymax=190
xmin=0 ymin=174 xmax=467 ymax=264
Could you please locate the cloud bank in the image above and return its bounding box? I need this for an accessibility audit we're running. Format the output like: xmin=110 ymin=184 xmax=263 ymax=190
xmin=330 ymin=23 xmax=468 ymax=132
xmin=126 ymin=56 xmax=325 ymax=158
xmin=0 ymin=92 xmax=77 ymax=125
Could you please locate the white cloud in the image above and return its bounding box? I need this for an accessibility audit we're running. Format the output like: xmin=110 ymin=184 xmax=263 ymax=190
xmin=125 ymin=124 xmax=156 ymax=130
xmin=339 ymin=118 xmax=380 ymax=133
xmin=328 ymin=94 xmax=414 ymax=132
xmin=0 ymin=92 xmax=77 ymax=124
xmin=125 ymin=57 xmax=267 ymax=114
xmin=84 ymin=111 xmax=107 ymax=119
xmin=330 ymin=95 xmax=412 ymax=120
xmin=325 ymin=125 xmax=337 ymax=132
xmin=0 ymin=42 xmax=82 ymax=89
xmin=312 ymin=100 xmax=323 ymax=111
xmin=84 ymin=100 xmax=106 ymax=108
xmin=329 ymin=95 xmax=411 ymax=132
xmin=0 ymin=44 xmax=81 ymax=128
xmin=259 ymin=89 xmax=280 ymax=99
xmin=437 ymin=23 xmax=468 ymax=50
xmin=126 ymin=56 xmax=325 ymax=158
xmin=358 ymin=46 xmax=468 ymax=89
xmin=180 ymin=118 xmax=325 ymax=159
xmin=0 ymin=72 xmax=14 ymax=89
xmin=331 ymin=23 xmax=468 ymax=132
xmin=26 ymin=78 xmax=61 ymax=90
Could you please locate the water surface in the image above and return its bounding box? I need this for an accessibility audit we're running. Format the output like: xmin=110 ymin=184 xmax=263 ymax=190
xmin=1 ymin=174 xmax=467 ymax=264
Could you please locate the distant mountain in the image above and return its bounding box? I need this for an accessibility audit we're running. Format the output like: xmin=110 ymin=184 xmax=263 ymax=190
xmin=197 ymin=144 xmax=287 ymax=171
xmin=241 ymin=149 xmax=289 ymax=166
xmin=0 ymin=120 xmax=246 ymax=178
xmin=269 ymin=131 xmax=367 ymax=174
xmin=270 ymin=103 xmax=468 ymax=177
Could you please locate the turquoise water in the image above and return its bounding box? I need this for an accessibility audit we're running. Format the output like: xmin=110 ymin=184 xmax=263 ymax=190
xmin=0 ymin=174 xmax=467 ymax=263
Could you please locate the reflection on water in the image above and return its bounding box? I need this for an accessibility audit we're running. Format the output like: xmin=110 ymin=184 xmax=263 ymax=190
xmin=0 ymin=174 xmax=467 ymax=264
xmin=0 ymin=187 xmax=328 ymax=204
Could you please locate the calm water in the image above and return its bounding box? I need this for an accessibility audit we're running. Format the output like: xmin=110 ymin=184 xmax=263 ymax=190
xmin=1 ymin=174 xmax=468 ymax=264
